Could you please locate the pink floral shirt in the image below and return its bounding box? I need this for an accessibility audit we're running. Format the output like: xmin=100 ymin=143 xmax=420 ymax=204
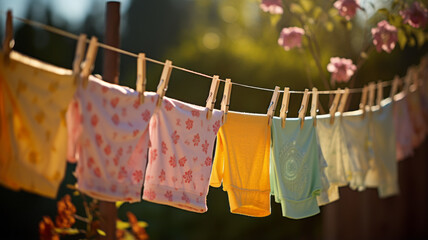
xmin=143 ymin=97 xmax=223 ymax=213
xmin=67 ymin=75 xmax=158 ymax=202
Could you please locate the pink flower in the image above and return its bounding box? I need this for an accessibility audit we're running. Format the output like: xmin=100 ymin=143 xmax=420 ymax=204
xmin=212 ymin=120 xmax=221 ymax=134
xmin=150 ymin=149 xmax=158 ymax=164
xmin=169 ymin=155 xmax=177 ymax=168
xmin=132 ymin=170 xmax=143 ymax=183
xmin=185 ymin=118 xmax=193 ymax=130
xmin=183 ymin=170 xmax=193 ymax=183
xmin=205 ymin=157 xmax=212 ymax=167
xmin=141 ymin=110 xmax=151 ymax=122
xmin=260 ymin=0 xmax=283 ymax=14
xmin=171 ymin=131 xmax=180 ymax=144
xmin=165 ymin=190 xmax=173 ymax=201
xmin=278 ymin=27 xmax=305 ymax=51
xmin=161 ymin=141 xmax=168 ymax=154
xmin=333 ymin=0 xmax=361 ymax=20
xmin=400 ymin=2 xmax=428 ymax=28
xmin=179 ymin=157 xmax=187 ymax=167
xmin=202 ymin=140 xmax=209 ymax=154
xmin=371 ymin=20 xmax=398 ymax=53
xmin=327 ymin=57 xmax=357 ymax=83
xmin=193 ymin=133 xmax=200 ymax=146
xmin=159 ymin=169 xmax=166 ymax=183
xmin=145 ymin=189 xmax=156 ymax=201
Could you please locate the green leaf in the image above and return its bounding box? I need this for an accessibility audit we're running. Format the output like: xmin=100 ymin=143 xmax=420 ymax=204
xmin=270 ymin=14 xmax=281 ymax=26
xmin=115 ymin=201 xmax=125 ymax=208
xmin=415 ymin=30 xmax=425 ymax=47
xmin=299 ymin=0 xmax=313 ymax=12
xmin=377 ymin=8 xmax=389 ymax=15
xmin=97 ymin=229 xmax=106 ymax=236
xmin=408 ymin=37 xmax=416 ymax=47
xmin=116 ymin=220 xmax=131 ymax=230
xmin=290 ymin=3 xmax=305 ymax=15
xmin=312 ymin=7 xmax=323 ymax=20
xmin=397 ymin=28 xmax=407 ymax=49
xmin=325 ymin=21 xmax=334 ymax=32
xmin=346 ymin=21 xmax=352 ymax=30
xmin=328 ymin=8 xmax=338 ymax=18
xmin=55 ymin=228 xmax=80 ymax=235
xmin=137 ymin=221 xmax=148 ymax=228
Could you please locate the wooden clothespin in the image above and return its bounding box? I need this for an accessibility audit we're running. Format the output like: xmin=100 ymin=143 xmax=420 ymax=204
xmin=376 ymin=81 xmax=383 ymax=108
xmin=81 ymin=36 xmax=98 ymax=88
xmin=136 ymin=53 xmax=147 ymax=104
xmin=310 ymin=87 xmax=318 ymax=127
xmin=156 ymin=60 xmax=173 ymax=106
xmin=298 ymin=89 xmax=310 ymax=128
xmin=359 ymin=85 xmax=368 ymax=118
xmin=390 ymin=75 xmax=400 ymax=101
xmin=338 ymin=87 xmax=350 ymax=115
xmin=205 ymin=75 xmax=220 ymax=120
xmin=3 ymin=10 xmax=14 ymax=62
xmin=329 ymin=89 xmax=342 ymax=124
xmin=72 ymin=34 xmax=87 ymax=82
xmin=367 ymin=82 xmax=376 ymax=111
xmin=221 ymin=78 xmax=232 ymax=123
xmin=267 ymin=86 xmax=280 ymax=126
xmin=279 ymin=87 xmax=290 ymax=128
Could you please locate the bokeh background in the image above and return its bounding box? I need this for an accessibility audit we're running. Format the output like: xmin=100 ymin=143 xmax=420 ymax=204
xmin=0 ymin=0 xmax=428 ymax=239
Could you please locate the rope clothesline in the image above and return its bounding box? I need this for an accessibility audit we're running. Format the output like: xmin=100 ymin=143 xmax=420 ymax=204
xmin=10 ymin=14 xmax=394 ymax=95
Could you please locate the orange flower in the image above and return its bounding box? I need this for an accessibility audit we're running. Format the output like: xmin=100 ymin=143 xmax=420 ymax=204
xmin=39 ymin=216 xmax=59 ymax=240
xmin=55 ymin=194 xmax=76 ymax=228
xmin=126 ymin=212 xmax=149 ymax=240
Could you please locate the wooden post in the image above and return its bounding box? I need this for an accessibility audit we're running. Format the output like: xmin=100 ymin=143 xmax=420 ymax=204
xmin=99 ymin=2 xmax=120 ymax=240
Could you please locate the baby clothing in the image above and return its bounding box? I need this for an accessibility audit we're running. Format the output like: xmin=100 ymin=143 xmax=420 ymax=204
xmin=406 ymin=90 xmax=427 ymax=148
xmin=315 ymin=114 xmax=346 ymax=202
xmin=393 ymin=92 xmax=414 ymax=161
xmin=210 ymin=111 xmax=271 ymax=217
xmin=341 ymin=110 xmax=371 ymax=191
xmin=365 ymin=98 xmax=399 ymax=198
xmin=143 ymin=97 xmax=223 ymax=213
xmin=270 ymin=117 xmax=322 ymax=219
xmin=0 ymin=51 xmax=75 ymax=198
xmin=67 ymin=75 xmax=158 ymax=202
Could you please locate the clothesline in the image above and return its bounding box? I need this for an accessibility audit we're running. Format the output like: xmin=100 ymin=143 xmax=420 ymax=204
xmin=9 ymin=13 xmax=393 ymax=95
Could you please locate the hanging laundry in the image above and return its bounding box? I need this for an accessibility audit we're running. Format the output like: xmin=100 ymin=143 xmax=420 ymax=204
xmin=365 ymin=98 xmax=399 ymax=198
xmin=67 ymin=75 xmax=158 ymax=202
xmin=210 ymin=112 xmax=271 ymax=217
xmin=270 ymin=117 xmax=322 ymax=219
xmin=393 ymin=92 xmax=415 ymax=161
xmin=407 ymin=90 xmax=427 ymax=148
xmin=315 ymin=114 xmax=346 ymax=202
xmin=143 ymin=97 xmax=223 ymax=213
xmin=0 ymin=51 xmax=75 ymax=198
xmin=315 ymin=138 xmax=332 ymax=206
xmin=341 ymin=110 xmax=371 ymax=191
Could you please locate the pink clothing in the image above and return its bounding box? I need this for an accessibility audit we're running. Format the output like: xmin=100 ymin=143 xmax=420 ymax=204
xmin=67 ymin=75 xmax=158 ymax=202
xmin=393 ymin=92 xmax=414 ymax=161
xmin=143 ymin=97 xmax=223 ymax=213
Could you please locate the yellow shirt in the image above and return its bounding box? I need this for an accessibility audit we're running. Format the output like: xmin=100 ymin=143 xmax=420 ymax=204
xmin=0 ymin=51 xmax=75 ymax=198
xmin=210 ymin=111 xmax=271 ymax=217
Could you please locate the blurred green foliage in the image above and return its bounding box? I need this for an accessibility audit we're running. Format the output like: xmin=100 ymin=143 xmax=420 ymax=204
xmin=0 ymin=0 xmax=427 ymax=239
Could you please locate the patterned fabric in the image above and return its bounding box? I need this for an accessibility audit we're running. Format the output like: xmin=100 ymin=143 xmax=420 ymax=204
xmin=0 ymin=51 xmax=75 ymax=198
xmin=67 ymin=75 xmax=158 ymax=202
xmin=270 ymin=117 xmax=322 ymax=219
xmin=210 ymin=111 xmax=271 ymax=217
xmin=143 ymin=97 xmax=223 ymax=213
